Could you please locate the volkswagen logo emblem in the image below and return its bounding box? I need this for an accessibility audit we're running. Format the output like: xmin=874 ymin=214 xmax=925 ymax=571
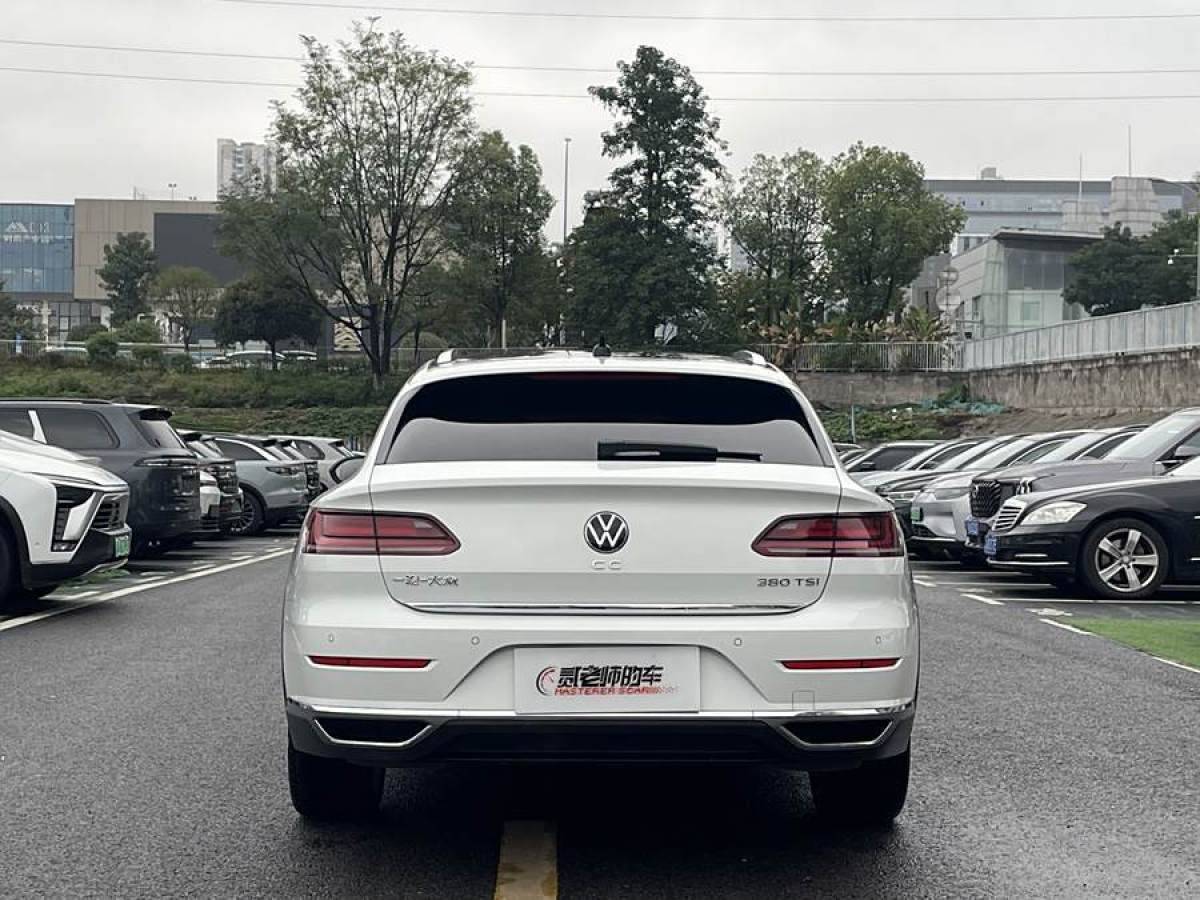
xmin=584 ymin=511 xmax=629 ymax=554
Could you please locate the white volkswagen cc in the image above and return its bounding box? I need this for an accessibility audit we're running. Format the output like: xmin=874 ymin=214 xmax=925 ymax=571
xmin=283 ymin=350 xmax=919 ymax=825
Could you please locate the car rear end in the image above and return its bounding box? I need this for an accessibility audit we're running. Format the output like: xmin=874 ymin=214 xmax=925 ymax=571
xmin=283 ymin=357 xmax=918 ymax=822
xmin=121 ymin=408 xmax=203 ymax=547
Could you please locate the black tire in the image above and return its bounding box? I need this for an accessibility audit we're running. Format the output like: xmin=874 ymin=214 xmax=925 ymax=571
xmin=287 ymin=738 xmax=384 ymax=821
xmin=230 ymin=493 xmax=265 ymax=537
xmin=809 ymin=745 xmax=910 ymax=827
xmin=0 ymin=529 xmax=21 ymax=613
xmin=1079 ymin=517 xmax=1169 ymax=601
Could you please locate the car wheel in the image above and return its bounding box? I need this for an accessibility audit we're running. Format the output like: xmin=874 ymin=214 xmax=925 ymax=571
xmin=809 ymin=745 xmax=910 ymax=827
xmin=1080 ymin=518 xmax=1168 ymax=601
xmin=287 ymin=738 xmax=384 ymax=821
xmin=230 ymin=494 xmax=265 ymax=537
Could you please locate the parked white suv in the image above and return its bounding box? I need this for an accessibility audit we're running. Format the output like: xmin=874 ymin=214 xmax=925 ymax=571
xmin=0 ymin=431 xmax=132 ymax=610
xmin=283 ymin=352 xmax=918 ymax=825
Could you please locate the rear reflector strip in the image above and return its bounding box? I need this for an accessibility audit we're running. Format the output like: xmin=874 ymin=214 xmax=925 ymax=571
xmin=308 ymin=656 xmax=431 ymax=669
xmin=780 ymin=658 xmax=900 ymax=670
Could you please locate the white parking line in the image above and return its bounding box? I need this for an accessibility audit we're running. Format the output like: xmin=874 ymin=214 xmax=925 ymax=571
xmin=0 ymin=549 xmax=292 ymax=634
xmin=995 ymin=597 xmax=1197 ymax=605
xmin=494 ymin=820 xmax=556 ymax=900
xmin=962 ymin=592 xmax=1003 ymax=606
xmin=1039 ymin=618 xmax=1093 ymax=636
xmin=1152 ymin=656 xmax=1200 ymax=675
xmin=913 ymin=577 xmax=937 ymax=588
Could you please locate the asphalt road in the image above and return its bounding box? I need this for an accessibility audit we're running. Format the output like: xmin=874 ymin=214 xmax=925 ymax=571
xmin=1 ymin=544 xmax=1197 ymax=898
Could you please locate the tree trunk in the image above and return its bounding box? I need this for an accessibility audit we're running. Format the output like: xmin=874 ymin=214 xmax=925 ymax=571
xmin=412 ymin=321 xmax=422 ymax=365
xmin=269 ymin=338 xmax=278 ymax=371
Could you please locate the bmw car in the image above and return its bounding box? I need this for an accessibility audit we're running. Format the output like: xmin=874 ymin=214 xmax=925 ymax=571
xmin=283 ymin=350 xmax=919 ymax=825
xmin=985 ymin=453 xmax=1200 ymax=599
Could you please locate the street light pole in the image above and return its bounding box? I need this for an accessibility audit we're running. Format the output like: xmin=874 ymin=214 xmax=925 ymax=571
xmin=168 ymin=182 xmax=178 ymax=201
xmin=562 ymin=137 xmax=572 ymax=246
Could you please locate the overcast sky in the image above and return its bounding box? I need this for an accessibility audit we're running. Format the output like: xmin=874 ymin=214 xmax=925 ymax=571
xmin=5 ymin=0 xmax=1200 ymax=236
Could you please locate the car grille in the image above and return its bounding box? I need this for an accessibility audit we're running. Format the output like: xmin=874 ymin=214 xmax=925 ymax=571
xmin=970 ymin=480 xmax=1012 ymax=518
xmin=992 ymin=499 xmax=1026 ymax=533
xmin=91 ymin=495 xmax=128 ymax=532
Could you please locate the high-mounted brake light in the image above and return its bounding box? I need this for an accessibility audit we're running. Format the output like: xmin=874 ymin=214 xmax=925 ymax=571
xmin=304 ymin=510 xmax=459 ymax=555
xmin=753 ymin=513 xmax=902 ymax=558
xmin=308 ymin=656 xmax=430 ymax=669
xmin=780 ymin=658 xmax=900 ymax=670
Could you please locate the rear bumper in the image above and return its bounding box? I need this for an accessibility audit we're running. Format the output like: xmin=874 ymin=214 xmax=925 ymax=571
xmin=286 ymin=698 xmax=915 ymax=769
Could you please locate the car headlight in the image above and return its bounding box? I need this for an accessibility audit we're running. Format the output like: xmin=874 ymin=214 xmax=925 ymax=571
xmin=930 ymin=485 xmax=970 ymax=500
xmin=1022 ymin=501 xmax=1087 ymax=526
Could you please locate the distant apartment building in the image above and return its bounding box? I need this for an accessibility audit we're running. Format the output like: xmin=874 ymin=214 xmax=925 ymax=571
xmin=217 ymin=139 xmax=276 ymax=194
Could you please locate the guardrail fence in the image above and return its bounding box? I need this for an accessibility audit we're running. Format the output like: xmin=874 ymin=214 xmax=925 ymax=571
xmin=961 ymin=300 xmax=1200 ymax=371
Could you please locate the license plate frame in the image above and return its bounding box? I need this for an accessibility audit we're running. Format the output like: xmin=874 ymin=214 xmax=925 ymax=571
xmin=514 ymin=646 xmax=700 ymax=715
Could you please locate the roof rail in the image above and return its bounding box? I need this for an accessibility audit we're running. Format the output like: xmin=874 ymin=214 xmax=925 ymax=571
xmin=730 ymin=349 xmax=769 ymax=367
xmin=0 ymin=397 xmax=116 ymax=405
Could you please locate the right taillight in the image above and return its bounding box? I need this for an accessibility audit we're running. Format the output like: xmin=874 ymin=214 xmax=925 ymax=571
xmin=304 ymin=510 xmax=459 ymax=555
xmin=753 ymin=513 xmax=902 ymax=558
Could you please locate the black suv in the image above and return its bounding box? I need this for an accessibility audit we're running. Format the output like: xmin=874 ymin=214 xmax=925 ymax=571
xmin=0 ymin=400 xmax=202 ymax=555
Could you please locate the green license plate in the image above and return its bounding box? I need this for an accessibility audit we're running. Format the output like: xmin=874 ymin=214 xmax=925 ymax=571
xmin=113 ymin=533 xmax=132 ymax=559
xmin=910 ymin=507 xmax=924 ymax=523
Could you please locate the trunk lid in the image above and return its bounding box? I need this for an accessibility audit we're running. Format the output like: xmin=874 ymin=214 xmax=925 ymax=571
xmin=369 ymin=460 xmax=842 ymax=614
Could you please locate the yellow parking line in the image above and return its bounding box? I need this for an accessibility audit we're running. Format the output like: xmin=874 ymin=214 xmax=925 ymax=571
xmin=494 ymin=820 xmax=557 ymax=900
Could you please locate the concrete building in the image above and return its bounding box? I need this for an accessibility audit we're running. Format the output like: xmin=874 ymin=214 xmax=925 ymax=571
xmin=217 ymin=139 xmax=276 ymax=194
xmin=73 ymin=198 xmax=225 ymax=302
xmin=946 ymin=229 xmax=1101 ymax=339
xmin=926 ymin=171 xmax=1197 ymax=255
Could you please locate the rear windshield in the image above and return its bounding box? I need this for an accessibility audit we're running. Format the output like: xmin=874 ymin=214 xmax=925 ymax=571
xmin=383 ymin=372 xmax=825 ymax=466
xmin=132 ymin=414 xmax=187 ymax=450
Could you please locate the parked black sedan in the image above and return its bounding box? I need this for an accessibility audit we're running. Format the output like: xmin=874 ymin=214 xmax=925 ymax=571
xmin=985 ymin=454 xmax=1200 ymax=599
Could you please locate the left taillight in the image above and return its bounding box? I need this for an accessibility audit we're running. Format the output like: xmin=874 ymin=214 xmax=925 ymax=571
xmin=752 ymin=513 xmax=902 ymax=558
xmin=303 ymin=509 xmax=460 ymax=555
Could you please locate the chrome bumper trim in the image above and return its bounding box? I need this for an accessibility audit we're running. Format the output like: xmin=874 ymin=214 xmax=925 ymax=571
xmin=402 ymin=602 xmax=804 ymax=616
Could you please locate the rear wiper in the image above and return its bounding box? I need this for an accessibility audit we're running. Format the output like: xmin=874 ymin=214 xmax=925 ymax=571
xmin=598 ymin=441 xmax=762 ymax=462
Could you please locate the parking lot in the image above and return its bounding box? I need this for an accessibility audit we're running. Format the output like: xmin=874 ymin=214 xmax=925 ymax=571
xmin=1 ymin=534 xmax=1196 ymax=898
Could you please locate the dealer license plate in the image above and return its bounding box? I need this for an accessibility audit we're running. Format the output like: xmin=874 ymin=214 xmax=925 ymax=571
xmin=113 ymin=533 xmax=132 ymax=559
xmin=984 ymin=532 xmax=999 ymax=557
xmin=514 ymin=646 xmax=700 ymax=714
xmin=965 ymin=518 xmax=980 ymax=538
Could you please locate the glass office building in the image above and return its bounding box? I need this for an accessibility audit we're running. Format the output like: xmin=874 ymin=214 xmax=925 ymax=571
xmin=0 ymin=204 xmax=75 ymax=296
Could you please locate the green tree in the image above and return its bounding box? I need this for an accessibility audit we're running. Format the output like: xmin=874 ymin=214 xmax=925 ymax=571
xmin=85 ymin=330 xmax=120 ymax=363
xmin=218 ymin=24 xmax=475 ymax=388
xmin=1067 ymin=212 xmax=1198 ymax=316
xmin=98 ymin=232 xmax=158 ymax=326
xmin=213 ymin=274 xmax=324 ymax=370
xmin=0 ymin=281 xmax=36 ymax=340
xmin=151 ymin=266 xmax=219 ymax=353
xmin=717 ymin=149 xmax=827 ymax=331
xmin=823 ymin=143 xmax=964 ymax=324
xmin=449 ymin=131 xmax=556 ymax=346
xmin=1062 ymin=224 xmax=1144 ymax=316
xmin=568 ymin=46 xmax=725 ymax=346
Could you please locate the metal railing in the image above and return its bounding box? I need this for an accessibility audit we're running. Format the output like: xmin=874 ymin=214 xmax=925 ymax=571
xmin=962 ymin=300 xmax=1200 ymax=371
xmin=760 ymin=342 xmax=963 ymax=373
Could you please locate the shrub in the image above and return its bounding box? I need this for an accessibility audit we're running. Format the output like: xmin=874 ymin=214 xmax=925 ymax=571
xmin=67 ymin=322 xmax=108 ymax=342
xmin=115 ymin=319 xmax=163 ymax=344
xmin=85 ymin=331 xmax=120 ymax=364
xmin=132 ymin=345 xmax=164 ymax=366
xmin=166 ymin=354 xmax=194 ymax=373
